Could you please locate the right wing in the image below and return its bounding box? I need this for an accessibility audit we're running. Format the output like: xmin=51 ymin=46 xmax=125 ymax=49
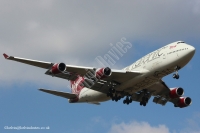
xmin=3 ymin=53 xmax=53 ymax=69
xmin=39 ymin=89 xmax=77 ymax=99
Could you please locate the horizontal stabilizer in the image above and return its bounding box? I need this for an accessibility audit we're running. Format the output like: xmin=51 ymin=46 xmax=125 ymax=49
xmin=39 ymin=88 xmax=77 ymax=99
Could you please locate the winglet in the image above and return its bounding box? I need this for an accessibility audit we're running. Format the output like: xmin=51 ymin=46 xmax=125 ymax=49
xmin=3 ymin=53 xmax=9 ymax=59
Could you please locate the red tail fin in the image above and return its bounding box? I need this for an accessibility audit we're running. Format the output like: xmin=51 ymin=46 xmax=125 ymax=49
xmin=70 ymin=75 xmax=85 ymax=95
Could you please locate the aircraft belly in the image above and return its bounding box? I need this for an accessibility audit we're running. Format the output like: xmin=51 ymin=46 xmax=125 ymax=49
xmin=78 ymin=88 xmax=110 ymax=103
xmin=86 ymin=91 xmax=110 ymax=102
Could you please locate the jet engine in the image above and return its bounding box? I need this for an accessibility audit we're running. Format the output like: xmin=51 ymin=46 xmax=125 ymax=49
xmin=50 ymin=63 xmax=66 ymax=74
xmin=169 ymin=87 xmax=184 ymax=99
xmin=175 ymin=97 xmax=192 ymax=108
xmin=95 ymin=67 xmax=112 ymax=79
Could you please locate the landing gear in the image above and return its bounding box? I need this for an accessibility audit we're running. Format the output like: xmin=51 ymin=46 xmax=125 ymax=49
xmin=107 ymin=88 xmax=123 ymax=102
xmin=109 ymin=88 xmax=115 ymax=93
xmin=107 ymin=92 xmax=113 ymax=98
xmin=139 ymin=89 xmax=149 ymax=106
xmin=173 ymin=73 xmax=179 ymax=79
xmin=173 ymin=66 xmax=180 ymax=79
xmin=140 ymin=101 xmax=146 ymax=106
xmin=140 ymin=100 xmax=147 ymax=106
xmin=107 ymin=88 xmax=115 ymax=97
xmin=123 ymin=96 xmax=132 ymax=105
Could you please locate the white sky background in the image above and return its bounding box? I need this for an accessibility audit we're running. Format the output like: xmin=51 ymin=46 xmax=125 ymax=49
xmin=0 ymin=1 xmax=200 ymax=133
xmin=109 ymin=117 xmax=200 ymax=133
xmin=109 ymin=121 xmax=170 ymax=133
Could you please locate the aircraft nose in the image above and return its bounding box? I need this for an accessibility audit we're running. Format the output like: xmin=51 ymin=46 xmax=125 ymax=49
xmin=185 ymin=44 xmax=196 ymax=59
xmin=188 ymin=45 xmax=195 ymax=55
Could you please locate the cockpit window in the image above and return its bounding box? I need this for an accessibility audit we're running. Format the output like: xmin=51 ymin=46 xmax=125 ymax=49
xmin=177 ymin=41 xmax=185 ymax=44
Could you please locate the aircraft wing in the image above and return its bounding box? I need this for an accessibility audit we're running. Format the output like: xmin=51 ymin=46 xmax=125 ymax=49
xmin=131 ymin=80 xmax=187 ymax=106
xmin=147 ymin=80 xmax=170 ymax=97
xmin=3 ymin=53 xmax=93 ymax=80
xmin=39 ymin=88 xmax=77 ymax=99
xmin=3 ymin=53 xmax=142 ymax=83
xmin=3 ymin=53 xmax=53 ymax=69
xmin=3 ymin=53 xmax=145 ymax=96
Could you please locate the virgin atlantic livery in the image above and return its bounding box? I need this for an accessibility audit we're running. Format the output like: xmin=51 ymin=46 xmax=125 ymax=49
xmin=3 ymin=41 xmax=195 ymax=108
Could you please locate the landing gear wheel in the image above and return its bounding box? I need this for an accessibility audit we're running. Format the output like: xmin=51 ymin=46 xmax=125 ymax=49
xmin=115 ymin=96 xmax=118 ymax=102
xmin=123 ymin=96 xmax=131 ymax=105
xmin=123 ymin=100 xmax=126 ymax=104
xmin=173 ymin=66 xmax=180 ymax=79
xmin=173 ymin=74 xmax=179 ymax=79
xmin=112 ymin=97 xmax=115 ymax=101
xmin=140 ymin=101 xmax=147 ymax=106
xmin=129 ymin=98 xmax=132 ymax=103
xmin=117 ymin=96 xmax=121 ymax=101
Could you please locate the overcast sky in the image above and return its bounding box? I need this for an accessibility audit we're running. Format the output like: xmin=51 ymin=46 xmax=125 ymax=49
xmin=0 ymin=0 xmax=200 ymax=133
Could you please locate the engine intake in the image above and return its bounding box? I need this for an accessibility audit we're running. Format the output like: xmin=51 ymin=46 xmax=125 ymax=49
xmin=175 ymin=97 xmax=192 ymax=108
xmin=95 ymin=67 xmax=112 ymax=79
xmin=169 ymin=87 xmax=184 ymax=99
xmin=50 ymin=63 xmax=66 ymax=74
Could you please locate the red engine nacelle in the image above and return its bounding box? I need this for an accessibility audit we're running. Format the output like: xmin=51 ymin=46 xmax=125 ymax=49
xmin=95 ymin=67 xmax=112 ymax=79
xmin=50 ymin=63 xmax=66 ymax=74
xmin=169 ymin=87 xmax=184 ymax=99
xmin=175 ymin=97 xmax=192 ymax=108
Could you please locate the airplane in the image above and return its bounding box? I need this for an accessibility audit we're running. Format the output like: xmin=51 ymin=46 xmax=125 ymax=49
xmin=3 ymin=41 xmax=195 ymax=108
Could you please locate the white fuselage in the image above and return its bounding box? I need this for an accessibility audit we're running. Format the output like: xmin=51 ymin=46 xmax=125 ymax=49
xmin=77 ymin=41 xmax=195 ymax=103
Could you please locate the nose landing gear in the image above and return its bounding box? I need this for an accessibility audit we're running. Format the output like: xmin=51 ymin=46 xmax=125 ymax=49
xmin=173 ymin=66 xmax=180 ymax=79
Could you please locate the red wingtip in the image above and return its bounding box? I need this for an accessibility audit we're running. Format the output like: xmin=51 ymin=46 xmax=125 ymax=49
xmin=3 ymin=53 xmax=9 ymax=59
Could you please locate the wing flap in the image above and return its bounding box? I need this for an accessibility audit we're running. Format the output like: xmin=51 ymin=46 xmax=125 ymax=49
xmin=82 ymin=70 xmax=143 ymax=93
xmin=147 ymin=80 xmax=178 ymax=106
xmin=39 ymin=88 xmax=77 ymax=99
xmin=107 ymin=70 xmax=144 ymax=83
xmin=65 ymin=65 xmax=94 ymax=76
xmin=147 ymin=80 xmax=170 ymax=97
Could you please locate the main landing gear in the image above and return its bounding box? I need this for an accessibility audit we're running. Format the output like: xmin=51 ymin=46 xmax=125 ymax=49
xmin=173 ymin=66 xmax=181 ymax=79
xmin=107 ymin=88 xmax=122 ymax=102
xmin=123 ymin=96 xmax=132 ymax=105
xmin=140 ymin=89 xmax=149 ymax=106
xmin=107 ymin=88 xmax=149 ymax=107
xmin=107 ymin=88 xmax=133 ymax=104
xmin=140 ymin=97 xmax=148 ymax=106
